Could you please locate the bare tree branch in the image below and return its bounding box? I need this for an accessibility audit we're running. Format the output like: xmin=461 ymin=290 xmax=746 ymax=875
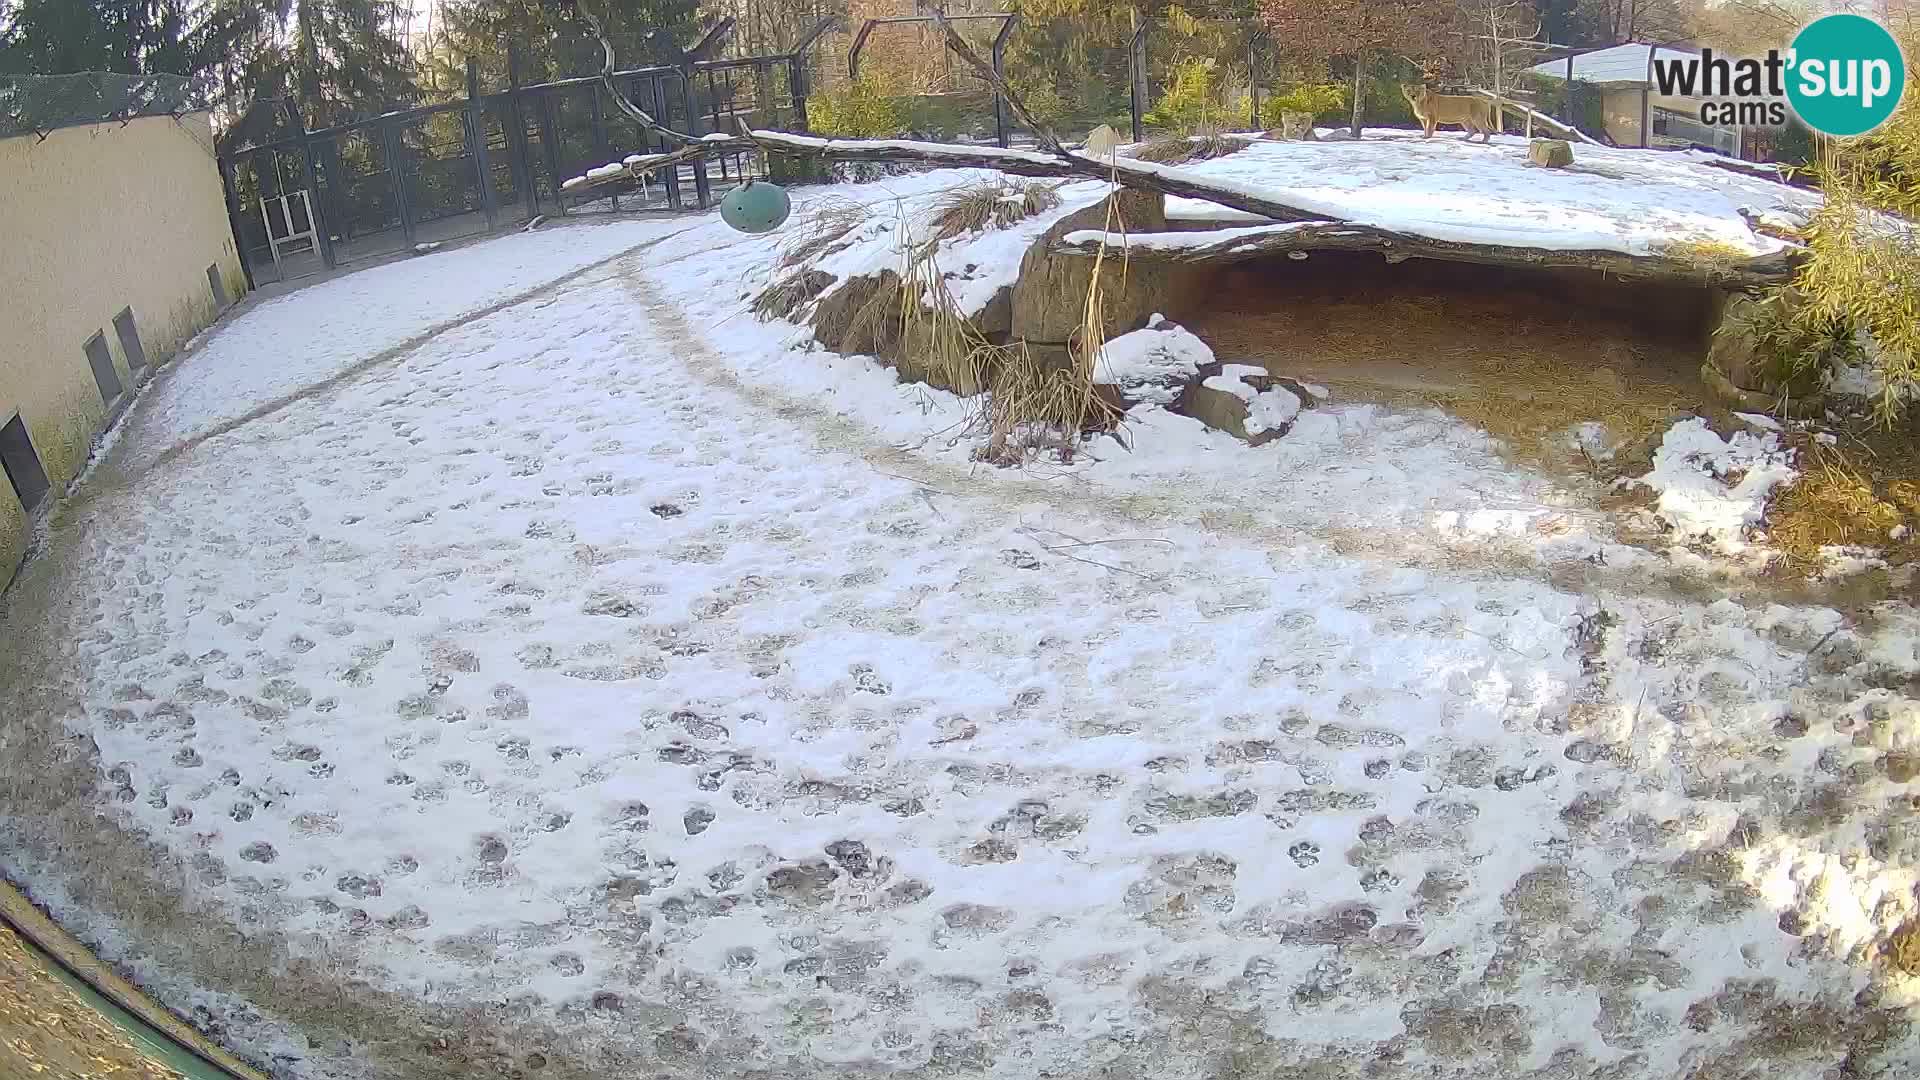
xmin=569 ymin=0 xmax=699 ymax=147
xmin=925 ymin=9 xmax=1069 ymax=161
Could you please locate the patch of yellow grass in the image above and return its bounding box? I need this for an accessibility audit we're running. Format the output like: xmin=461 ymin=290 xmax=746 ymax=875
xmin=1416 ymin=355 xmax=1688 ymax=465
xmin=925 ymin=180 xmax=1063 ymax=244
xmin=1661 ymin=237 xmax=1759 ymax=273
xmin=1890 ymin=917 xmax=1920 ymax=976
xmin=1768 ymin=436 xmax=1918 ymax=571
xmin=1125 ymin=129 xmax=1252 ymax=165
xmin=750 ymin=269 xmax=836 ymax=322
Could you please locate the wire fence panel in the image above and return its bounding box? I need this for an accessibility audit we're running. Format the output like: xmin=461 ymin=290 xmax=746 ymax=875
xmin=213 ymin=45 xmax=815 ymax=284
xmin=0 ymin=72 xmax=201 ymax=138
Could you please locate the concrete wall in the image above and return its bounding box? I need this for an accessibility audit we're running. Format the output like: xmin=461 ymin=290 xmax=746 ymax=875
xmin=0 ymin=111 xmax=244 ymax=586
xmin=1602 ymin=88 xmax=1645 ymax=146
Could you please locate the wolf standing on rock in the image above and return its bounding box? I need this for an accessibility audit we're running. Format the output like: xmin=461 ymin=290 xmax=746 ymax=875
xmin=1401 ymin=83 xmax=1498 ymax=142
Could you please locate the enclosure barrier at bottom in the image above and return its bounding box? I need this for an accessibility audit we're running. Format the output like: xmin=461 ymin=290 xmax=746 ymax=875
xmin=0 ymin=879 xmax=270 ymax=1080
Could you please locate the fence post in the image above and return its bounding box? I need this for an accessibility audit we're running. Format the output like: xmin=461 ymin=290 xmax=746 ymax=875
xmin=507 ymin=43 xmax=537 ymax=218
xmin=653 ymin=76 xmax=683 ymax=210
xmin=298 ymin=134 xmax=335 ymax=269
xmin=991 ymin=16 xmax=1017 ymax=148
xmin=678 ymin=72 xmax=712 ymax=208
xmin=382 ymin=120 xmax=417 ymax=246
xmin=539 ymin=91 xmax=568 ymax=216
xmin=467 ymin=57 xmax=499 ymax=229
xmin=1129 ymin=20 xmax=1149 ymax=143
xmin=1248 ymin=32 xmax=1260 ymax=130
xmin=708 ymin=69 xmax=730 ymax=182
xmin=588 ymin=83 xmax=618 ymax=211
xmin=216 ymin=155 xmax=258 ymax=291
xmin=787 ymin=56 xmax=810 ymax=132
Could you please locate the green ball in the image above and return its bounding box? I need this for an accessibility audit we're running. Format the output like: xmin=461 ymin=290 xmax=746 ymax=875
xmin=719 ymin=180 xmax=791 ymax=234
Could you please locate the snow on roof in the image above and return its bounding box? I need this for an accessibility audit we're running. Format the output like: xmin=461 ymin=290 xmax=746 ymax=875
xmin=1531 ymin=42 xmax=1697 ymax=86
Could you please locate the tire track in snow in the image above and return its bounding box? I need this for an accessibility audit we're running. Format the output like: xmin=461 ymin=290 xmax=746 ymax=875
xmin=90 ymin=225 xmax=702 ymax=500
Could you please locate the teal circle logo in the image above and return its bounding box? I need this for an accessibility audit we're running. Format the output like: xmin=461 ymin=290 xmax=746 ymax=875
xmin=1787 ymin=13 xmax=1906 ymax=137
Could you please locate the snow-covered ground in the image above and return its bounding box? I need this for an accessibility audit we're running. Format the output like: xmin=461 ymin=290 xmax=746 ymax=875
xmin=117 ymin=217 xmax=692 ymax=469
xmin=2 ymin=158 xmax=1917 ymax=1080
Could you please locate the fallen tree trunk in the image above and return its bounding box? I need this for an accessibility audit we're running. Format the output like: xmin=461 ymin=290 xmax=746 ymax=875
xmin=1049 ymin=222 xmax=1805 ymax=287
xmin=1458 ymin=90 xmax=1604 ymax=147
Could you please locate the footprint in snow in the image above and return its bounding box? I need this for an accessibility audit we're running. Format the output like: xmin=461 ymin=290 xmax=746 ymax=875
xmin=999 ymin=548 xmax=1041 ymax=570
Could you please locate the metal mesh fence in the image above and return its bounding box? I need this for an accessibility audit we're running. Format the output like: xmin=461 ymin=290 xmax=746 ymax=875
xmin=0 ymin=72 xmax=201 ymax=139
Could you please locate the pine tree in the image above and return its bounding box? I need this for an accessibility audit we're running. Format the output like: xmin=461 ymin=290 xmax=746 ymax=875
xmin=0 ymin=0 xmax=152 ymax=76
xmin=434 ymin=0 xmax=704 ymax=87
xmin=205 ymin=0 xmax=419 ymax=127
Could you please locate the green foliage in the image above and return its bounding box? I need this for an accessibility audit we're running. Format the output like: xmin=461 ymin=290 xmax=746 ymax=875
xmin=1794 ymin=20 xmax=1920 ymax=419
xmin=926 ymin=179 xmax=1063 ymax=243
xmin=0 ymin=0 xmax=245 ymax=92
xmin=1719 ymin=289 xmax=1858 ymax=396
xmin=1144 ymin=56 xmax=1239 ymax=132
xmin=433 ymin=0 xmax=701 ymax=90
xmin=1011 ymin=74 xmax=1070 ymax=128
xmin=1259 ymin=81 xmax=1345 ymax=127
xmin=810 ymin=74 xmax=908 ymax=139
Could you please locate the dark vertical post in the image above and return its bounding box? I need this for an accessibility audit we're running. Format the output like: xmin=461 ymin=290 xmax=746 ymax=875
xmin=754 ymin=60 xmax=774 ymax=129
xmin=787 ymin=55 xmax=810 ymax=133
xmin=298 ymin=132 xmax=335 ymax=268
xmin=588 ymin=81 xmax=617 ymax=210
xmin=540 ymin=91 xmax=568 ymax=215
xmin=991 ymin=16 xmax=1016 ymax=148
xmin=508 ymin=42 xmax=537 ymax=218
xmin=467 ymin=56 xmax=499 ymax=229
xmin=217 ymin=155 xmax=258 ymax=291
xmin=382 ymin=120 xmax=416 ymax=246
xmin=686 ymin=75 xmax=713 ymax=207
xmin=589 ymin=80 xmax=608 ymax=162
xmin=1129 ymin=20 xmax=1149 ymax=143
xmin=1564 ymin=54 xmax=1575 ymax=124
xmin=1248 ymin=33 xmax=1260 ymax=129
xmin=1641 ymin=45 xmax=1654 ymax=148
xmin=656 ymin=77 xmax=683 ymax=209
xmin=709 ymin=69 xmax=730 ymax=180
xmin=322 ymin=137 xmax=348 ymax=244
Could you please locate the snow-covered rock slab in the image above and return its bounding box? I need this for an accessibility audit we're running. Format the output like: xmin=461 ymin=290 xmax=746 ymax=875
xmin=1095 ymin=314 xmax=1213 ymax=406
xmin=1164 ymin=132 xmax=1819 ymax=259
xmin=1185 ymin=362 xmax=1304 ymax=445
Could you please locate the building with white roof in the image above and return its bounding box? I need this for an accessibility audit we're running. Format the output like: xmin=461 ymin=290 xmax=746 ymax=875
xmin=1531 ymin=42 xmax=1766 ymax=157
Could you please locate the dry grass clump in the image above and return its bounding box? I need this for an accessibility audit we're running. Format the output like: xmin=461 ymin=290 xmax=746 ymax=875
xmin=808 ymin=197 xmax=1121 ymax=462
xmin=1125 ymin=128 xmax=1252 ymax=165
xmin=778 ymin=195 xmax=873 ymax=268
xmin=1662 ymin=237 xmax=1761 ymax=274
xmin=1889 ymin=917 xmax=1920 ymax=976
xmin=1427 ymin=355 xmax=1688 ymax=464
xmin=925 ymin=180 xmax=1063 ymax=244
xmin=811 ymin=270 xmax=907 ymax=361
xmin=976 ymin=344 xmax=1122 ymax=465
xmin=1767 ymin=430 xmax=1920 ymax=572
xmin=751 ymin=269 xmax=837 ymax=322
